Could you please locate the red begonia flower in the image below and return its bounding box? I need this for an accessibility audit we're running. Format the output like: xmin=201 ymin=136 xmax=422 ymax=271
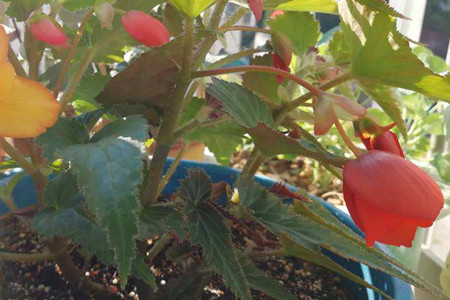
xmin=343 ymin=150 xmax=444 ymax=247
xmin=247 ymin=0 xmax=264 ymax=21
xmin=29 ymin=16 xmax=68 ymax=46
xmin=121 ymin=10 xmax=170 ymax=47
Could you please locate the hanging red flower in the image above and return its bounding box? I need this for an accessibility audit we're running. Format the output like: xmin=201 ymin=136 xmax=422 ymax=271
xmin=343 ymin=150 xmax=444 ymax=247
xmin=121 ymin=10 xmax=170 ymax=47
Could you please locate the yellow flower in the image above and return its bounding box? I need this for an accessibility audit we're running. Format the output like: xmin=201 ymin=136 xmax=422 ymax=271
xmin=0 ymin=26 xmax=59 ymax=138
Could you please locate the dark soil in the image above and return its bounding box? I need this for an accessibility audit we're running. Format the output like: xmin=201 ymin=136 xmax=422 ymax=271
xmin=0 ymin=214 xmax=358 ymax=300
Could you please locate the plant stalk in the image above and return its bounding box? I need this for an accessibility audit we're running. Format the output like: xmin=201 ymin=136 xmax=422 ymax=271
xmin=219 ymin=25 xmax=273 ymax=35
xmin=0 ymin=250 xmax=55 ymax=262
xmin=144 ymin=17 xmax=196 ymax=206
xmin=7 ymin=45 xmax=27 ymax=78
xmin=156 ymin=143 xmax=187 ymax=196
xmin=53 ymin=8 xmax=94 ymax=98
xmin=58 ymin=48 xmax=95 ymax=115
xmin=334 ymin=120 xmax=363 ymax=157
xmin=0 ymin=137 xmax=37 ymax=175
xmin=193 ymin=66 xmax=324 ymax=96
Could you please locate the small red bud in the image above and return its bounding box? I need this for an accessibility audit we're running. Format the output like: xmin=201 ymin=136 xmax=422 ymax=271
xmin=121 ymin=10 xmax=170 ymax=47
xmin=247 ymin=0 xmax=264 ymax=21
xmin=29 ymin=15 xmax=68 ymax=46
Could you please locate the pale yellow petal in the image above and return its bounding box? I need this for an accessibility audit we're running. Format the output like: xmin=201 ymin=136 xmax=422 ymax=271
xmin=0 ymin=26 xmax=8 ymax=63
xmin=0 ymin=62 xmax=15 ymax=99
xmin=0 ymin=77 xmax=60 ymax=138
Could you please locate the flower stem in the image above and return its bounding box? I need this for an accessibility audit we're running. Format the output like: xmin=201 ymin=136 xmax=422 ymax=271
xmin=144 ymin=17 xmax=196 ymax=207
xmin=334 ymin=119 xmax=363 ymax=157
xmin=220 ymin=7 xmax=247 ymax=28
xmin=7 ymin=45 xmax=27 ymax=78
xmin=206 ymin=48 xmax=267 ymax=70
xmin=0 ymin=250 xmax=55 ymax=262
xmin=193 ymin=66 xmax=324 ymax=96
xmin=53 ymin=8 xmax=94 ymax=98
xmin=58 ymin=48 xmax=95 ymax=115
xmin=219 ymin=25 xmax=273 ymax=35
xmin=0 ymin=137 xmax=37 ymax=175
xmin=156 ymin=143 xmax=187 ymax=196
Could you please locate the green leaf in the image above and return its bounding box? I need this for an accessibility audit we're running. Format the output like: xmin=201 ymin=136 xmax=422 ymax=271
xmin=74 ymin=108 xmax=108 ymax=131
xmin=242 ymin=54 xmax=282 ymax=103
xmin=169 ymin=0 xmax=217 ymax=18
xmin=280 ymin=235 xmax=394 ymax=300
xmin=235 ymin=177 xmax=448 ymax=298
xmin=38 ymin=116 xmax=148 ymax=287
xmin=264 ymin=0 xmax=338 ymax=14
xmin=158 ymin=268 xmax=212 ymax=300
xmin=248 ymin=123 xmax=347 ymax=167
xmin=339 ymin=0 xmax=450 ymax=102
xmin=181 ymin=169 xmax=251 ymax=299
xmin=115 ymin=0 xmax=165 ymax=11
xmin=353 ymin=0 xmax=407 ymax=19
xmin=240 ymin=257 xmax=297 ymax=300
xmin=187 ymin=122 xmax=245 ymax=165
xmin=180 ymin=97 xmax=206 ymax=126
xmin=178 ymin=169 xmax=212 ymax=204
xmin=268 ymin=12 xmax=320 ymax=55
xmin=34 ymin=208 xmax=115 ymax=265
xmin=186 ymin=203 xmax=251 ymax=299
xmin=131 ymin=258 xmax=157 ymax=289
xmin=36 ymin=118 xmax=90 ymax=161
xmin=359 ymin=81 xmax=407 ymax=139
xmin=433 ymin=153 xmax=450 ymax=183
xmin=96 ymin=38 xmax=183 ymax=109
xmin=44 ymin=172 xmax=81 ymax=209
xmin=206 ymin=79 xmax=275 ymax=128
xmin=63 ymin=0 xmax=95 ymax=11
xmin=34 ymin=207 xmax=156 ymax=288
xmin=3 ymin=0 xmax=45 ymax=21
xmin=138 ymin=206 xmax=185 ymax=239
xmin=328 ymin=30 xmax=351 ymax=65
xmin=72 ymin=74 xmax=111 ymax=105
xmin=413 ymin=46 xmax=449 ymax=74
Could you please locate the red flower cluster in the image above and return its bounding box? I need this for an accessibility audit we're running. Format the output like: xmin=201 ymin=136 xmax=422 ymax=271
xmin=343 ymin=119 xmax=443 ymax=247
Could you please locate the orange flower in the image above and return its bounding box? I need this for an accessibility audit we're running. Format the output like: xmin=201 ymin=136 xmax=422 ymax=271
xmin=0 ymin=26 xmax=60 ymax=139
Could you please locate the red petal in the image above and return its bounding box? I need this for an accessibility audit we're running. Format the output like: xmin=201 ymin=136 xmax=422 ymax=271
xmin=30 ymin=18 xmax=67 ymax=46
xmin=247 ymin=0 xmax=264 ymax=21
xmin=371 ymin=131 xmax=405 ymax=158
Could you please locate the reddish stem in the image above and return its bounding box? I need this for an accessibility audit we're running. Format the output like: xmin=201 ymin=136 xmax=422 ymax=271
xmin=192 ymin=66 xmax=324 ymax=97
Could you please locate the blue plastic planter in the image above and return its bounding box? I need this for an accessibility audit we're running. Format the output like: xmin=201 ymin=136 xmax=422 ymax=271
xmin=0 ymin=159 xmax=413 ymax=300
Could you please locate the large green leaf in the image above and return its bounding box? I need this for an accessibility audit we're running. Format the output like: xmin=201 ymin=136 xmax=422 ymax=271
xmin=353 ymin=0 xmax=407 ymax=19
xmin=187 ymin=122 xmax=245 ymax=165
xmin=268 ymin=12 xmax=320 ymax=55
xmin=235 ymin=177 xmax=448 ymax=299
xmin=242 ymin=54 xmax=282 ymax=103
xmin=206 ymin=78 xmax=274 ymax=128
xmin=169 ymin=0 xmax=217 ymax=18
xmin=248 ymin=123 xmax=347 ymax=167
xmin=240 ymin=257 xmax=297 ymax=300
xmin=3 ymin=0 xmax=45 ymax=20
xmin=96 ymin=39 xmax=183 ymax=109
xmin=180 ymin=169 xmax=251 ymax=300
xmin=33 ymin=208 xmax=156 ymax=288
xmin=43 ymin=172 xmax=81 ymax=209
xmin=36 ymin=118 xmax=90 ymax=161
xmin=339 ymin=0 xmax=450 ymax=102
xmin=37 ymin=116 xmax=148 ymax=287
xmin=264 ymin=0 xmax=338 ymax=14
xmin=138 ymin=206 xmax=185 ymax=239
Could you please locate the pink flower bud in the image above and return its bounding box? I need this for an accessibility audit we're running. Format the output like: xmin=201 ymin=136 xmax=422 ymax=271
xmin=95 ymin=2 xmax=115 ymax=29
xmin=121 ymin=10 xmax=170 ymax=47
xmin=29 ymin=16 xmax=68 ymax=46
